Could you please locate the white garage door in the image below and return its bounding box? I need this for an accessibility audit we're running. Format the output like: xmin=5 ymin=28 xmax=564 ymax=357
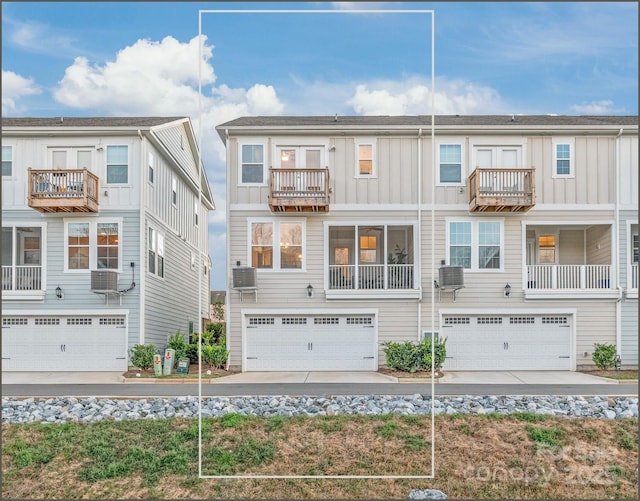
xmin=245 ymin=314 xmax=377 ymax=371
xmin=2 ymin=315 xmax=128 ymax=371
xmin=441 ymin=314 xmax=572 ymax=370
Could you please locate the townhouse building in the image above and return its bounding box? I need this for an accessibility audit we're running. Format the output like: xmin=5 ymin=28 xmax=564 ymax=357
xmin=216 ymin=115 xmax=638 ymax=372
xmin=2 ymin=117 xmax=215 ymax=371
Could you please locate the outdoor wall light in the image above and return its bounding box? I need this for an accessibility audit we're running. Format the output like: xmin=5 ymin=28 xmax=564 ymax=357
xmin=307 ymin=284 xmax=314 ymax=298
xmin=504 ymin=283 xmax=511 ymax=298
xmin=55 ymin=285 xmax=63 ymax=300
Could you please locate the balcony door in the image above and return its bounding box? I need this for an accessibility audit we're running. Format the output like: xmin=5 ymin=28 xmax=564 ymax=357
xmin=49 ymin=148 xmax=94 ymax=170
xmin=275 ymin=146 xmax=324 ymax=192
xmin=474 ymin=146 xmax=522 ymax=169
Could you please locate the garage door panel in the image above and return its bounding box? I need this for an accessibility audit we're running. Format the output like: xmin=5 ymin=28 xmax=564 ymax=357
xmin=442 ymin=314 xmax=572 ymax=371
xmin=245 ymin=315 xmax=376 ymax=371
xmin=2 ymin=315 xmax=127 ymax=371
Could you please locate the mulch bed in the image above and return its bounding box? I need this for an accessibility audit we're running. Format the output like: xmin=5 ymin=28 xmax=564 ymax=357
xmin=122 ymin=364 xmax=235 ymax=379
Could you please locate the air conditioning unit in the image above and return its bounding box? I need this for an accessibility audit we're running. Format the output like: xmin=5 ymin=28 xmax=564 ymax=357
xmin=438 ymin=266 xmax=464 ymax=289
xmin=232 ymin=267 xmax=257 ymax=289
xmin=91 ymin=270 xmax=118 ymax=292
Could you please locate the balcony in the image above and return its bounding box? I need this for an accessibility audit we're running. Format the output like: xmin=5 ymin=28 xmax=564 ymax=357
xmin=469 ymin=168 xmax=535 ymax=212
xmin=328 ymin=264 xmax=415 ymax=291
xmin=28 ymin=168 xmax=99 ymax=213
xmin=268 ymin=168 xmax=330 ymax=213
xmin=525 ymin=264 xmax=617 ymax=299
xmin=2 ymin=265 xmax=42 ymax=291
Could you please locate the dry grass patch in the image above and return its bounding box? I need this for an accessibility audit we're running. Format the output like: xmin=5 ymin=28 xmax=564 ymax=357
xmin=2 ymin=414 xmax=637 ymax=499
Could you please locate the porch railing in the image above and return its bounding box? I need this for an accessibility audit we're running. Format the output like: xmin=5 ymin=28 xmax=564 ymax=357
xmin=527 ymin=264 xmax=612 ymax=289
xmin=2 ymin=265 xmax=42 ymax=291
xmin=328 ymin=264 xmax=414 ymax=290
xmin=268 ymin=168 xmax=330 ymax=212
xmin=469 ymin=167 xmax=535 ymax=212
xmin=631 ymin=263 xmax=638 ymax=289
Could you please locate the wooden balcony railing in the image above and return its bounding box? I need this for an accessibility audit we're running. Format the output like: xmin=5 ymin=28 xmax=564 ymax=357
xmin=469 ymin=168 xmax=535 ymax=212
xmin=28 ymin=168 xmax=99 ymax=213
xmin=268 ymin=168 xmax=330 ymax=213
xmin=527 ymin=264 xmax=612 ymax=290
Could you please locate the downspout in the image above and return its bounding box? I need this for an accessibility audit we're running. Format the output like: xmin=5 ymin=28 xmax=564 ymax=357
xmin=138 ymin=130 xmax=146 ymax=344
xmin=614 ymin=128 xmax=623 ymax=358
xmin=417 ymin=128 xmax=423 ymax=341
xmin=225 ymin=128 xmax=231 ymax=367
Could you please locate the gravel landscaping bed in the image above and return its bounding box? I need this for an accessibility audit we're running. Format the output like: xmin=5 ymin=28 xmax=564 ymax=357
xmin=2 ymin=394 xmax=637 ymax=424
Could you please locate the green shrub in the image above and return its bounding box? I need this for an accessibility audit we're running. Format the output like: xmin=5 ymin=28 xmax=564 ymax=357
xmin=129 ymin=344 xmax=156 ymax=370
xmin=418 ymin=336 xmax=447 ymax=371
xmin=383 ymin=341 xmax=420 ymax=373
xmin=205 ymin=322 xmax=226 ymax=345
xmin=167 ymin=330 xmax=188 ymax=368
xmin=201 ymin=344 xmax=229 ymax=369
xmin=592 ymin=343 xmax=617 ymax=370
xmin=185 ymin=344 xmax=200 ymax=364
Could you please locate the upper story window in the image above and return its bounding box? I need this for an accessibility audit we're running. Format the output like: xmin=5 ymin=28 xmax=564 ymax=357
xmin=473 ymin=145 xmax=522 ymax=169
xmin=194 ymin=201 xmax=199 ymax=226
xmin=276 ymin=146 xmax=323 ymax=169
xmin=148 ymin=153 xmax=154 ymax=184
xmin=249 ymin=220 xmax=305 ymax=271
xmin=447 ymin=219 xmax=503 ymax=271
xmin=553 ymin=139 xmax=574 ymax=177
xmin=172 ymin=177 xmax=177 ymax=206
xmin=438 ymin=143 xmax=463 ymax=184
xmin=106 ymin=145 xmax=128 ymax=184
xmin=239 ymin=143 xmax=265 ymax=185
xmin=148 ymin=227 xmax=165 ymax=278
xmin=355 ymin=139 xmax=376 ymax=177
xmin=2 ymin=146 xmax=12 ymax=176
xmin=633 ymin=233 xmax=639 ymax=264
xmin=65 ymin=219 xmax=121 ymax=271
xmin=1 ymin=225 xmax=45 ymax=291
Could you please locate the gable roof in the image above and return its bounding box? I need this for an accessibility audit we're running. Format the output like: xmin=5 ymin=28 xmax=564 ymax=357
xmin=2 ymin=116 xmax=186 ymax=128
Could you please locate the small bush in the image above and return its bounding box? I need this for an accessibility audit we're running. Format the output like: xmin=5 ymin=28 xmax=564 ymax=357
xmin=204 ymin=322 xmax=226 ymax=345
xmin=185 ymin=344 xmax=200 ymax=364
xmin=592 ymin=343 xmax=617 ymax=370
xmin=383 ymin=341 xmax=420 ymax=372
xmin=201 ymin=344 xmax=229 ymax=369
xmin=129 ymin=344 xmax=156 ymax=370
xmin=418 ymin=336 xmax=447 ymax=371
xmin=167 ymin=331 xmax=188 ymax=368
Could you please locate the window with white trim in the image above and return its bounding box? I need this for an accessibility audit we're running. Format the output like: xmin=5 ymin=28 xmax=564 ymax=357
xmin=355 ymin=139 xmax=376 ymax=177
xmin=249 ymin=220 xmax=305 ymax=271
xmin=552 ymin=138 xmax=574 ymax=177
xmin=276 ymin=146 xmax=324 ymax=169
xmin=148 ymin=152 xmax=154 ymax=184
xmin=438 ymin=143 xmax=463 ymax=184
xmin=106 ymin=145 xmax=128 ymax=183
xmin=194 ymin=201 xmax=199 ymax=226
xmin=447 ymin=220 xmax=503 ymax=271
xmin=148 ymin=227 xmax=165 ymax=278
xmin=239 ymin=143 xmax=265 ymax=184
xmin=171 ymin=177 xmax=177 ymax=206
xmin=65 ymin=220 xmax=121 ymax=271
xmin=2 ymin=145 xmax=12 ymax=176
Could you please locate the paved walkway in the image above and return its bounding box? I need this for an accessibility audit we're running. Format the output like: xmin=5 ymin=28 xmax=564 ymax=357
xmin=1 ymin=370 xmax=620 ymax=385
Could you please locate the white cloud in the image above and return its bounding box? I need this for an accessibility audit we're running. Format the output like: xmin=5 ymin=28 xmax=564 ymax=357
xmin=1 ymin=70 xmax=42 ymax=115
xmin=346 ymin=76 xmax=506 ymax=115
xmin=570 ymin=100 xmax=625 ymax=114
xmin=3 ymin=16 xmax=87 ymax=58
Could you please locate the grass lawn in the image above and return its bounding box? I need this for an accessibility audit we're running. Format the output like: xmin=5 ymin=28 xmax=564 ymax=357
xmin=2 ymin=413 xmax=637 ymax=499
xmin=582 ymin=370 xmax=638 ymax=381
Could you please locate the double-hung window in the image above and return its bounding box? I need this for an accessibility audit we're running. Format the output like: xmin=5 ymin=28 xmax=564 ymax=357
xmin=65 ymin=219 xmax=121 ymax=271
xmin=438 ymin=143 xmax=463 ymax=184
xmin=148 ymin=227 xmax=165 ymax=278
xmin=447 ymin=220 xmax=503 ymax=271
xmin=552 ymin=138 xmax=574 ymax=177
xmin=106 ymin=145 xmax=128 ymax=184
xmin=355 ymin=139 xmax=376 ymax=177
xmin=2 ymin=145 xmax=13 ymax=177
xmin=148 ymin=153 xmax=154 ymax=184
xmin=249 ymin=220 xmax=304 ymax=271
xmin=239 ymin=143 xmax=266 ymax=184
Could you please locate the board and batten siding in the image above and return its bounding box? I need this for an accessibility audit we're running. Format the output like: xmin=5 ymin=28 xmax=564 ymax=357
xmin=618 ymin=136 xmax=638 ymax=209
xmin=143 ymin=214 xmax=209 ymax=349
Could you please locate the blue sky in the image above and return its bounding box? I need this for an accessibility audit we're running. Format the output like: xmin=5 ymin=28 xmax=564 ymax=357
xmin=2 ymin=1 xmax=638 ymax=289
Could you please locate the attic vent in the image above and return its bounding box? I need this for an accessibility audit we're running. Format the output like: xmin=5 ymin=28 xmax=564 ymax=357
xmin=91 ymin=270 xmax=118 ymax=292
xmin=438 ymin=266 xmax=464 ymax=289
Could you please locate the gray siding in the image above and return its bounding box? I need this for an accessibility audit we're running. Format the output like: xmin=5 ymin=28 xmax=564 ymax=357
xmin=621 ymin=300 xmax=638 ymax=367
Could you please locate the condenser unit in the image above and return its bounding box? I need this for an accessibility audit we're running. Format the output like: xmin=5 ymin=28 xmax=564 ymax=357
xmin=232 ymin=267 xmax=257 ymax=289
xmin=90 ymin=270 xmax=118 ymax=292
xmin=438 ymin=266 xmax=464 ymax=289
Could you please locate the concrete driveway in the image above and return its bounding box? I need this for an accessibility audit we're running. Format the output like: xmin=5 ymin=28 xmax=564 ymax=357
xmin=1 ymin=370 xmax=619 ymax=385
